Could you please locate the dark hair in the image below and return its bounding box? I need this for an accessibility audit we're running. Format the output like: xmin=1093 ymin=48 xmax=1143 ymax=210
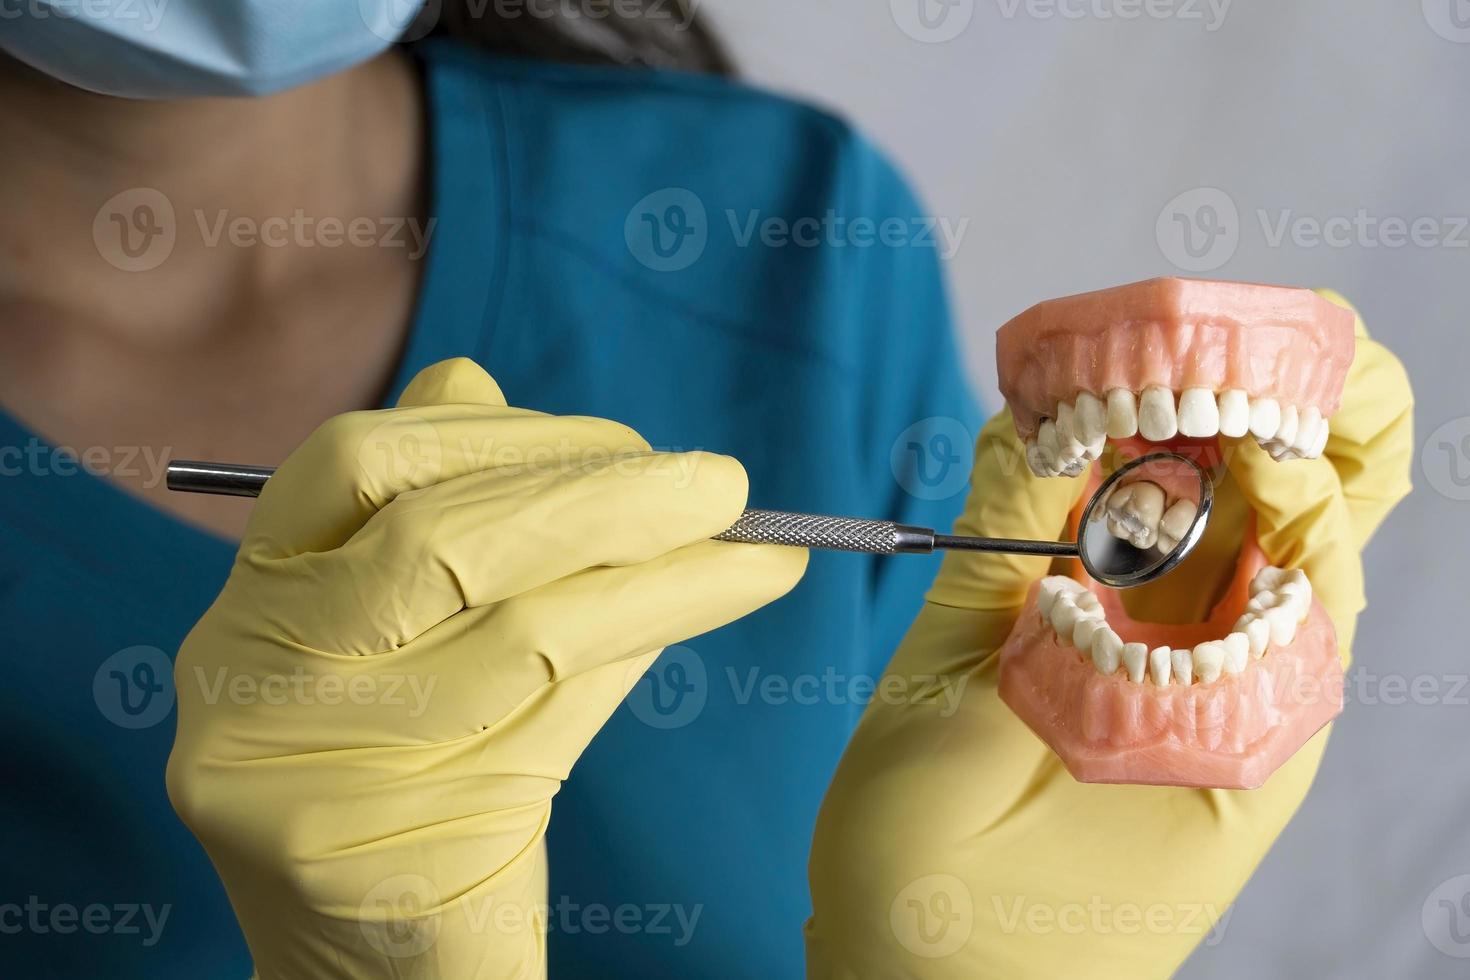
xmin=424 ymin=0 xmax=733 ymax=75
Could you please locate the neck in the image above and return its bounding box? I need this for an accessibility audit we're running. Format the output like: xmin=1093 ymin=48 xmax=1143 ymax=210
xmin=0 ymin=51 xmax=423 ymax=344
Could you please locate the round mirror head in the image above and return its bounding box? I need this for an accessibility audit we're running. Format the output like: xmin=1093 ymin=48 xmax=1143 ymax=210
xmin=1077 ymin=452 xmax=1213 ymax=589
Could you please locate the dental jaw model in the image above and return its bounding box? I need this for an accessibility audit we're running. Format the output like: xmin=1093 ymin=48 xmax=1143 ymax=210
xmin=995 ymin=278 xmax=1355 ymax=789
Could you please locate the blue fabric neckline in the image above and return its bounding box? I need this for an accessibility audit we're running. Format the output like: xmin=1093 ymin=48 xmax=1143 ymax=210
xmin=0 ymin=39 xmax=506 ymax=587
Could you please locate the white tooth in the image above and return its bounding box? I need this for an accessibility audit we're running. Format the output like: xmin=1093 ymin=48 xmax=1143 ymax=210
xmin=1250 ymin=566 xmax=1287 ymax=595
xmin=1177 ymin=387 xmax=1221 ymax=438
xmin=1025 ymin=441 xmax=1051 ymax=478
xmin=1234 ymin=614 xmax=1271 ymax=657
xmin=1246 ymin=589 xmax=1281 ymax=615
xmin=1106 ymin=481 xmax=1165 ymax=549
xmin=1171 ymin=647 xmax=1194 ymax=685
xmin=1055 ymin=402 xmax=1086 ymax=457
xmin=1248 ymin=397 xmax=1281 ymax=440
xmin=1149 ymin=646 xmax=1172 ymax=686
xmin=1157 ymin=500 xmax=1197 ymax=555
xmin=1037 ymin=576 xmax=1081 ymax=617
xmin=1307 ymin=419 xmax=1330 ymax=458
xmin=1106 ymin=388 xmax=1139 ymax=439
xmin=1075 ymin=589 xmax=1102 ymax=612
xmin=1217 ymin=389 xmax=1250 ymax=438
xmin=1293 ymin=406 xmax=1323 ymax=455
xmin=1262 ymin=604 xmax=1299 ymax=646
xmin=1192 ymin=641 xmax=1226 ymax=684
xmin=1138 ymin=386 xmax=1179 ymax=442
xmin=1051 ymin=596 xmax=1084 ymax=637
xmin=1222 ymin=632 xmax=1250 ymax=675
xmin=1092 ymin=627 xmax=1123 ymax=675
xmin=1073 ymin=616 xmax=1105 ymax=652
xmin=1276 ymin=405 xmax=1300 ymax=447
xmin=1107 ymin=514 xmax=1126 ymax=538
xmin=1267 ymin=441 xmax=1301 ymax=462
xmin=1122 ymin=642 xmax=1149 ymax=683
xmin=1075 ymin=391 xmax=1109 ymax=449
xmin=1036 ymin=420 xmax=1063 ymax=476
xmin=1057 ymin=455 xmax=1087 ymax=479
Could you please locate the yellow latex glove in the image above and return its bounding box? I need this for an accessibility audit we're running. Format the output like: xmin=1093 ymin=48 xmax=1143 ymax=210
xmin=167 ymin=359 xmax=807 ymax=979
xmin=806 ymin=293 xmax=1412 ymax=978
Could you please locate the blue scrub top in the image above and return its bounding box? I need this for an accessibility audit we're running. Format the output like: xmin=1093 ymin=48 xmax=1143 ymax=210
xmin=0 ymin=38 xmax=981 ymax=978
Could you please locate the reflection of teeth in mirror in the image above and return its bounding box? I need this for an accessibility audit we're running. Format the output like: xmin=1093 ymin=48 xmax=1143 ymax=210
xmin=1103 ymin=480 xmax=1166 ymax=550
xmin=1154 ymin=498 xmax=1199 ymax=555
xmin=1035 ymin=567 xmax=1314 ymax=685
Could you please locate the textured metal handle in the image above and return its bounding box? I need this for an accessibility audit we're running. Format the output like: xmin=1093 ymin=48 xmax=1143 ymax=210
xmin=715 ymin=509 xmax=920 ymax=555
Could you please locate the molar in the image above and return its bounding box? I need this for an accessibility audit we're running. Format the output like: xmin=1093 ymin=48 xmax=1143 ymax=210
xmin=1138 ymin=386 xmax=1179 ymax=442
xmin=1105 ymin=481 xmax=1166 ymax=549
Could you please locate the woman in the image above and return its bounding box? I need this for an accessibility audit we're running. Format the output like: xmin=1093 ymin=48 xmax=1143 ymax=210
xmin=0 ymin=3 xmax=976 ymax=976
xmin=0 ymin=4 xmax=1414 ymax=978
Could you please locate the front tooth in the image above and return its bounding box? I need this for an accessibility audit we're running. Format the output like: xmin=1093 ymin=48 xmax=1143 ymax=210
xmin=1275 ymin=405 xmax=1300 ymax=447
xmin=1307 ymin=420 xmax=1330 ymax=458
xmin=1075 ymin=391 xmax=1108 ymax=451
xmin=1106 ymin=388 xmax=1139 ymax=439
xmin=1248 ymin=398 xmax=1281 ymax=440
xmin=1171 ymin=647 xmax=1194 ymax=685
xmin=1138 ymin=386 xmax=1179 ymax=442
xmin=1177 ymin=387 xmax=1221 ymax=438
xmin=1073 ymin=617 xmax=1105 ymax=652
xmin=1217 ymin=389 xmax=1250 ymax=438
xmin=1222 ymin=632 xmax=1250 ymax=675
xmin=1122 ymin=642 xmax=1148 ymax=683
xmin=1106 ymin=481 xmax=1165 ymax=549
xmin=1156 ymin=499 xmax=1198 ymax=554
xmin=1149 ymin=646 xmax=1172 ymax=686
xmin=1025 ymin=441 xmax=1050 ymax=478
xmin=1192 ymin=641 xmax=1225 ymax=684
xmin=1292 ymin=406 xmax=1323 ymax=455
xmin=1234 ymin=614 xmax=1270 ymax=657
xmin=1091 ymin=627 xmax=1123 ymax=675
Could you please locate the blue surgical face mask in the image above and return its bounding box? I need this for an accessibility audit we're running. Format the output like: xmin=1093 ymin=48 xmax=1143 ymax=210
xmin=0 ymin=0 xmax=430 ymax=100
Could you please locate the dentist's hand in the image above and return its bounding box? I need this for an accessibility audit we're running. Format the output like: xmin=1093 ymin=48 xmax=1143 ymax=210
xmin=805 ymin=293 xmax=1412 ymax=978
xmin=167 ymin=359 xmax=807 ymax=979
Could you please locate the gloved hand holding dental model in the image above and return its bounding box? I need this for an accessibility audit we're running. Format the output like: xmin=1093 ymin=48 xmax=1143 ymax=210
xmin=170 ymin=281 xmax=1412 ymax=977
xmin=806 ymin=282 xmax=1414 ymax=977
xmin=166 ymin=360 xmax=807 ymax=977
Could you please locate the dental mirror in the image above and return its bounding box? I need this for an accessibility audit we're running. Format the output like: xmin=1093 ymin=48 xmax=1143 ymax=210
xmin=166 ymin=451 xmax=1211 ymax=589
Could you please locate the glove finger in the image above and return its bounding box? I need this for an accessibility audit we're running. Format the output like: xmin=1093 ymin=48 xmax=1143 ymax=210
xmin=1313 ymin=290 xmax=1415 ymax=549
xmin=389 ymin=537 xmax=807 ymax=745
xmin=928 ymin=408 xmax=1088 ymax=613
xmin=262 ymin=450 xmax=755 ymax=654
xmin=1223 ymin=435 xmax=1365 ymax=646
xmin=245 ymin=407 xmax=652 ymax=559
xmin=394 ymin=356 xmax=508 ymax=409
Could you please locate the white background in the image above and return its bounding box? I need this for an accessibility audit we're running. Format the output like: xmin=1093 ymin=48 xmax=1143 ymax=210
xmin=706 ymin=1 xmax=1470 ymax=975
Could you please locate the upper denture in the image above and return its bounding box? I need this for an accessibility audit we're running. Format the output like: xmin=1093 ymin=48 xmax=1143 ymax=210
xmin=996 ymin=278 xmax=1356 ymax=442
